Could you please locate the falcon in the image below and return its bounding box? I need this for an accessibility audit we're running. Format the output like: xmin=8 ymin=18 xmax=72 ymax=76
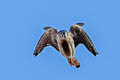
xmin=33 ymin=23 xmax=98 ymax=68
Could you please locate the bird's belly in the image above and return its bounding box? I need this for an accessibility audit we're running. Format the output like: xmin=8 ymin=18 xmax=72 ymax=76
xmin=57 ymin=38 xmax=75 ymax=58
xmin=61 ymin=40 xmax=71 ymax=56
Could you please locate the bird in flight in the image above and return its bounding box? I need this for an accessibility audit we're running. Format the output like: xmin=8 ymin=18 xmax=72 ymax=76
xmin=33 ymin=23 xmax=98 ymax=68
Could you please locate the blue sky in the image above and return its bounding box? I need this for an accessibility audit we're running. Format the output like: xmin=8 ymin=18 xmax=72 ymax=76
xmin=0 ymin=0 xmax=120 ymax=80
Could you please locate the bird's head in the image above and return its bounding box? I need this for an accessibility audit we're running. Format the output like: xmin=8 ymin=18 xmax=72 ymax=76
xmin=57 ymin=30 xmax=68 ymax=39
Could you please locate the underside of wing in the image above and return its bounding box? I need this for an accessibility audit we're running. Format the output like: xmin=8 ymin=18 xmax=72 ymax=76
xmin=33 ymin=27 xmax=59 ymax=56
xmin=70 ymin=23 xmax=98 ymax=56
xmin=33 ymin=33 xmax=50 ymax=56
xmin=80 ymin=30 xmax=98 ymax=56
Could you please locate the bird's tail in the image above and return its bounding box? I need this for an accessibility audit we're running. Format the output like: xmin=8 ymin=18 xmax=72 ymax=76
xmin=67 ymin=57 xmax=80 ymax=68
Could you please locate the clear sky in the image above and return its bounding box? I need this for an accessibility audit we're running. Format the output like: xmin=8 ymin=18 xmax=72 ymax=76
xmin=0 ymin=0 xmax=120 ymax=80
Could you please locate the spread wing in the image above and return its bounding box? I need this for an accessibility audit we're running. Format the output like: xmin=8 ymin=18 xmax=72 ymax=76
xmin=33 ymin=27 xmax=59 ymax=56
xmin=70 ymin=23 xmax=98 ymax=56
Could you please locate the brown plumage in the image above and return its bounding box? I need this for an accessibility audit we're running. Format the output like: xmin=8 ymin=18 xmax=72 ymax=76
xmin=33 ymin=27 xmax=59 ymax=56
xmin=70 ymin=23 xmax=98 ymax=56
xmin=33 ymin=23 xmax=98 ymax=68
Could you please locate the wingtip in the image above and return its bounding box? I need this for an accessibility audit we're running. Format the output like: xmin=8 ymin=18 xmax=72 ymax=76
xmin=33 ymin=52 xmax=38 ymax=56
xmin=94 ymin=52 xmax=99 ymax=56
xmin=43 ymin=26 xmax=52 ymax=30
xmin=76 ymin=23 xmax=85 ymax=26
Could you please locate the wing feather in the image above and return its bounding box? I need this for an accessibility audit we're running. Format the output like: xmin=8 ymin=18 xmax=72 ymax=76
xmin=33 ymin=27 xmax=59 ymax=56
xmin=70 ymin=23 xmax=98 ymax=56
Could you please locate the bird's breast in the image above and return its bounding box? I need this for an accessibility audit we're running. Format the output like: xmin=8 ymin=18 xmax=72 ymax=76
xmin=57 ymin=36 xmax=75 ymax=58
